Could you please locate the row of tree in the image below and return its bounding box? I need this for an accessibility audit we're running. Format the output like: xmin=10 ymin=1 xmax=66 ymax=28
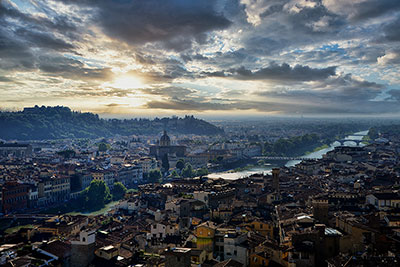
xmin=264 ymin=133 xmax=320 ymax=156
xmin=82 ymin=180 xmax=127 ymax=210
xmin=0 ymin=106 xmax=224 ymax=140
xmin=146 ymin=161 xmax=209 ymax=183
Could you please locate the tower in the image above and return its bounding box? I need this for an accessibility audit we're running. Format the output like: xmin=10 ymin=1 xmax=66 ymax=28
xmin=160 ymin=130 xmax=171 ymax=146
xmin=71 ymin=230 xmax=96 ymax=267
xmin=272 ymin=168 xmax=280 ymax=192
xmin=312 ymin=199 xmax=329 ymax=224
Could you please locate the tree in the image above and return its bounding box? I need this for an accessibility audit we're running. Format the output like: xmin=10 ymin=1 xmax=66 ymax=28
xmin=169 ymin=170 xmax=180 ymax=178
xmin=162 ymin=153 xmax=170 ymax=172
xmin=98 ymin=142 xmax=108 ymax=152
xmin=148 ymin=169 xmax=162 ymax=183
xmin=57 ymin=150 xmax=75 ymax=159
xmin=112 ymin=182 xmax=127 ymax=200
xmin=176 ymin=159 xmax=185 ymax=170
xmin=196 ymin=167 xmax=208 ymax=177
xmin=182 ymin=163 xmax=194 ymax=178
xmin=83 ymin=180 xmax=111 ymax=209
xmin=368 ymin=127 xmax=379 ymax=140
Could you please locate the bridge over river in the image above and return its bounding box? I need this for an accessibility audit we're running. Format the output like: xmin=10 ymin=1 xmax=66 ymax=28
xmin=253 ymin=156 xmax=318 ymax=161
xmin=253 ymin=133 xmax=365 ymax=161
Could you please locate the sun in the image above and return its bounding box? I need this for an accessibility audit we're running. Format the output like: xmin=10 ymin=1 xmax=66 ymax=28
xmin=110 ymin=75 xmax=144 ymax=89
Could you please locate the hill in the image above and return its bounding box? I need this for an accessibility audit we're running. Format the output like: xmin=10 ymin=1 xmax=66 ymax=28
xmin=0 ymin=106 xmax=224 ymax=140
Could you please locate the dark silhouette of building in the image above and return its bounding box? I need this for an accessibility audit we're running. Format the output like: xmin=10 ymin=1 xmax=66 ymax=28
xmin=165 ymin=247 xmax=191 ymax=267
xmin=312 ymin=199 xmax=329 ymax=224
xmin=149 ymin=131 xmax=186 ymax=159
xmin=272 ymin=168 xmax=280 ymax=192
xmin=0 ymin=143 xmax=32 ymax=158
xmin=2 ymin=181 xmax=29 ymax=213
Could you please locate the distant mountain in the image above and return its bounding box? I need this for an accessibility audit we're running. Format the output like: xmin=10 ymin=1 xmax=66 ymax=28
xmin=0 ymin=106 xmax=224 ymax=140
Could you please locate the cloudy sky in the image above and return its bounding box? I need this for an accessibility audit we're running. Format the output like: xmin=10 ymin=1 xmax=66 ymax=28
xmin=1 ymin=0 xmax=400 ymax=117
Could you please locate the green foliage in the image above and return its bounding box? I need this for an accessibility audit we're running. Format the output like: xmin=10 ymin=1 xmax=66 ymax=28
xmin=112 ymin=182 xmax=127 ymax=200
xmin=176 ymin=159 xmax=185 ymax=170
xmin=169 ymin=170 xmax=180 ymax=178
xmin=148 ymin=169 xmax=162 ymax=183
xmin=161 ymin=154 xmax=170 ymax=172
xmin=368 ymin=127 xmax=379 ymax=140
xmin=0 ymin=106 xmax=224 ymax=140
xmin=195 ymin=167 xmax=208 ymax=177
xmin=83 ymin=180 xmax=111 ymax=210
xmin=98 ymin=142 xmax=109 ymax=152
xmin=126 ymin=188 xmax=138 ymax=194
xmin=264 ymin=133 xmax=319 ymax=157
xmin=56 ymin=150 xmax=75 ymax=158
xmin=181 ymin=163 xmax=195 ymax=178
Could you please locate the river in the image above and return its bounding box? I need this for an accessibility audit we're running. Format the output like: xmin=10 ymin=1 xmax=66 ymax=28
xmin=207 ymin=130 xmax=369 ymax=180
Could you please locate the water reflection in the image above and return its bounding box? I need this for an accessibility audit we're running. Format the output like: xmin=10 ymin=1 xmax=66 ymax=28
xmin=207 ymin=130 xmax=369 ymax=180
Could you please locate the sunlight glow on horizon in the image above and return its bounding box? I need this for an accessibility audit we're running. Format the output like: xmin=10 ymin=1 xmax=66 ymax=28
xmin=106 ymin=75 xmax=144 ymax=90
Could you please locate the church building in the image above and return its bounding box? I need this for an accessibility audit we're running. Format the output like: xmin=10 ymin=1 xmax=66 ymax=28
xmin=149 ymin=131 xmax=186 ymax=160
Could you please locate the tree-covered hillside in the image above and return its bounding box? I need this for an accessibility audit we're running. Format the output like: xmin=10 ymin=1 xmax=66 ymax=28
xmin=0 ymin=106 xmax=224 ymax=140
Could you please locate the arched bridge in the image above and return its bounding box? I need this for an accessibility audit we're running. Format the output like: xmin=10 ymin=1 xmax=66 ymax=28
xmin=254 ymin=156 xmax=318 ymax=161
xmin=336 ymin=139 xmax=363 ymax=146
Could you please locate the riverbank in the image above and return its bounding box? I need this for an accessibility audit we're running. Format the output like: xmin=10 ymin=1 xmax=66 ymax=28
xmin=39 ymin=199 xmax=118 ymax=216
xmin=208 ymin=130 xmax=369 ymax=180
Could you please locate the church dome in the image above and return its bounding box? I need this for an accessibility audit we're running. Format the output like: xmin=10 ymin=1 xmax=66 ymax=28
xmin=160 ymin=130 xmax=171 ymax=146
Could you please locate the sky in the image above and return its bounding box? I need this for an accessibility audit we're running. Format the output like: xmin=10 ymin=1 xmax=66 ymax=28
xmin=0 ymin=0 xmax=400 ymax=117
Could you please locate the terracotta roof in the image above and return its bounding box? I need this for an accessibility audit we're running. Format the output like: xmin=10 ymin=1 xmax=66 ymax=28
xmin=40 ymin=240 xmax=71 ymax=259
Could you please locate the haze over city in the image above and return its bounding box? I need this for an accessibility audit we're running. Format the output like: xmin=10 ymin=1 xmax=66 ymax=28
xmin=1 ymin=0 xmax=400 ymax=117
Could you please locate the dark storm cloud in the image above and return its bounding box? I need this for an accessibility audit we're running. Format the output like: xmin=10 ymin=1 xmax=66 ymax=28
xmin=0 ymin=1 xmax=78 ymax=73
xmin=38 ymin=56 xmax=113 ymax=81
xmin=287 ymin=4 xmax=344 ymax=34
xmin=0 ymin=1 xmax=112 ymax=82
xmin=197 ymin=49 xmax=259 ymax=70
xmin=59 ymin=0 xmax=231 ymax=50
xmin=0 ymin=29 xmax=35 ymax=70
xmin=233 ymin=63 xmax=336 ymax=81
xmin=382 ymin=18 xmax=400 ymax=42
xmin=203 ymin=63 xmax=336 ymax=82
xmin=256 ymin=73 xmax=383 ymax=102
xmin=346 ymin=0 xmax=400 ymax=22
xmin=0 ymin=2 xmax=77 ymax=34
xmin=14 ymin=28 xmax=74 ymax=51
xmin=315 ymin=74 xmax=383 ymax=100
